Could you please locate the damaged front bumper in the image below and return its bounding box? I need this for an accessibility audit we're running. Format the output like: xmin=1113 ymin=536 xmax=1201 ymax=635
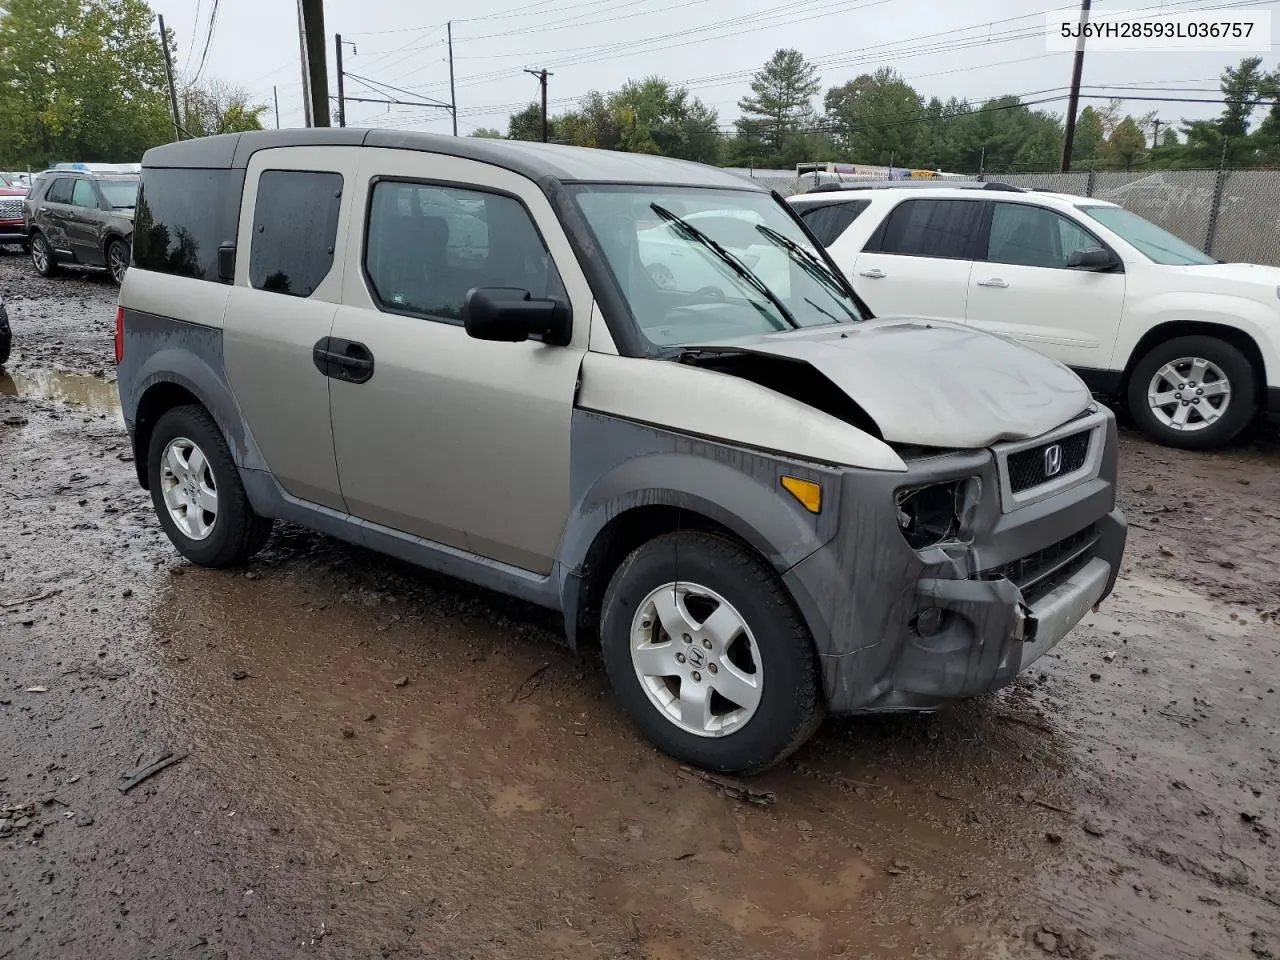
xmin=784 ymin=407 xmax=1127 ymax=713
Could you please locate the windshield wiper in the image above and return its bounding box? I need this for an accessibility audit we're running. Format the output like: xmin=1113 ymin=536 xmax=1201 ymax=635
xmin=753 ymin=224 xmax=861 ymax=320
xmin=649 ymin=203 xmax=799 ymax=330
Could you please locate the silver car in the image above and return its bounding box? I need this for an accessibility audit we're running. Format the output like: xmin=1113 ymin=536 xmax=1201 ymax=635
xmin=115 ymin=130 xmax=1127 ymax=773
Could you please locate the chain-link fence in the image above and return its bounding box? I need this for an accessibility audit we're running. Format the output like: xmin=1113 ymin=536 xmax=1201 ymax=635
xmin=740 ymin=167 xmax=1280 ymax=266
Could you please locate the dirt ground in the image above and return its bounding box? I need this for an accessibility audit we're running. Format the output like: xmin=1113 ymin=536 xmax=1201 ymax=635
xmin=2 ymin=251 xmax=1278 ymax=960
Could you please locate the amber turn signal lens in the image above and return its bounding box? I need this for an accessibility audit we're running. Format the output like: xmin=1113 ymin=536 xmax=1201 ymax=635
xmin=781 ymin=476 xmax=821 ymax=514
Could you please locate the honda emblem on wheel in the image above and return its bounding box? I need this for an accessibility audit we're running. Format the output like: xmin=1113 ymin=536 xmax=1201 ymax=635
xmin=1043 ymin=443 xmax=1063 ymax=478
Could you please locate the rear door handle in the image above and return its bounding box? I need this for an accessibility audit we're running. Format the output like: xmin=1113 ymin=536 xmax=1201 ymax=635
xmin=859 ymin=268 xmax=886 ymax=279
xmin=977 ymin=278 xmax=1009 ymax=288
xmin=312 ymin=337 xmax=375 ymax=384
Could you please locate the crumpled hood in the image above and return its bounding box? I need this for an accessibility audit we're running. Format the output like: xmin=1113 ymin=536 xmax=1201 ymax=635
xmin=685 ymin=318 xmax=1092 ymax=448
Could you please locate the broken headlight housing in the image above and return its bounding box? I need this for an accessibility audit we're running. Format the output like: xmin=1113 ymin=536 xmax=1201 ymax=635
xmin=895 ymin=477 xmax=981 ymax=550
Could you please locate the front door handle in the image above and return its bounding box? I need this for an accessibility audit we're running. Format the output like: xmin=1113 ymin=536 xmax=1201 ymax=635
xmin=977 ymin=278 xmax=1009 ymax=288
xmin=859 ymin=268 xmax=886 ymax=279
xmin=312 ymin=337 xmax=375 ymax=384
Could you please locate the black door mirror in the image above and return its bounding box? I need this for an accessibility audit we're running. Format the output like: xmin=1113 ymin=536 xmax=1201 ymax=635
xmin=461 ymin=287 xmax=571 ymax=346
xmin=1068 ymin=248 xmax=1119 ymax=271
xmin=217 ymin=242 xmax=236 ymax=283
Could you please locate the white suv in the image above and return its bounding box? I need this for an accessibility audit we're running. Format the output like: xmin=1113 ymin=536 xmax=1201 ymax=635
xmin=789 ymin=182 xmax=1280 ymax=449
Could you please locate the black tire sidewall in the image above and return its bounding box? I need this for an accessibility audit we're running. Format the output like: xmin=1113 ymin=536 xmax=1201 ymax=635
xmin=599 ymin=533 xmax=822 ymax=774
xmin=1128 ymin=335 xmax=1256 ymax=450
xmin=147 ymin=405 xmax=262 ymax=567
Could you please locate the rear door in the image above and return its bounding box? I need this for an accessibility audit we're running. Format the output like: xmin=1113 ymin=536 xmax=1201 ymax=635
xmin=39 ymin=177 xmax=76 ymax=254
xmin=965 ymin=200 xmax=1126 ymax=369
xmin=850 ymin=198 xmax=981 ymax=320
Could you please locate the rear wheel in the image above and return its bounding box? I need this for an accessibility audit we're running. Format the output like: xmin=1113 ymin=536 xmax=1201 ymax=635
xmin=29 ymin=233 xmax=56 ymax=277
xmin=147 ymin=404 xmax=273 ymax=567
xmin=106 ymin=238 xmax=129 ymax=286
xmin=1127 ymin=335 xmax=1256 ymax=449
xmin=599 ymin=531 xmax=824 ymax=774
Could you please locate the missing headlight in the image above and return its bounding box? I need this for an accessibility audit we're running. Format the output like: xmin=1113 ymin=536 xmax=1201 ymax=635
xmin=895 ymin=477 xmax=980 ymax=549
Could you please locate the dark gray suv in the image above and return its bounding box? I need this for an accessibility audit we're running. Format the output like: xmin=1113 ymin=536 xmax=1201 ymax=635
xmin=24 ymin=172 xmax=137 ymax=285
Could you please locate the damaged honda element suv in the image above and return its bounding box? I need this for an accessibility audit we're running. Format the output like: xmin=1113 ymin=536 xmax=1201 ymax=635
xmin=116 ymin=130 xmax=1127 ymax=773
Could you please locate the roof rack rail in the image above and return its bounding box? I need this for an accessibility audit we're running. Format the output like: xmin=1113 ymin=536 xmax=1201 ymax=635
xmin=802 ymin=179 xmax=1027 ymax=194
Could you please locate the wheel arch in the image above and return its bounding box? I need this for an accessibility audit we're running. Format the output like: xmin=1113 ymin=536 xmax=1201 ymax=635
xmin=1121 ymin=320 xmax=1268 ymax=404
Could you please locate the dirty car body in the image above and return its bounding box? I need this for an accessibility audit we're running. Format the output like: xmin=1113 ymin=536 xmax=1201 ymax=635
xmin=114 ymin=130 xmax=1126 ymax=772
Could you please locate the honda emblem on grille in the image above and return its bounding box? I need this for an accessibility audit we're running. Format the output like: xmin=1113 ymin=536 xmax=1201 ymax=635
xmin=1043 ymin=443 xmax=1063 ymax=478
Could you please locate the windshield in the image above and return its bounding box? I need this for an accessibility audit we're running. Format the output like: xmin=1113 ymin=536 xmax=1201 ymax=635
xmin=570 ymin=185 xmax=866 ymax=349
xmin=99 ymin=178 xmax=139 ymax=209
xmin=1078 ymin=205 xmax=1215 ymax=265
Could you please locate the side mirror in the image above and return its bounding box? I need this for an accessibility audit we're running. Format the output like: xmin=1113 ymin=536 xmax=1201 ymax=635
xmin=217 ymin=241 xmax=236 ymax=283
xmin=1068 ymin=248 xmax=1119 ymax=271
xmin=461 ymin=287 xmax=571 ymax=346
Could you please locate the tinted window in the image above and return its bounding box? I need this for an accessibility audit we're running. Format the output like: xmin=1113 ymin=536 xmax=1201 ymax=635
xmin=987 ymin=202 xmax=1102 ymax=268
xmin=874 ymin=199 xmax=982 ymax=259
xmin=133 ymin=168 xmax=246 ymax=282
xmin=46 ymin=178 xmax=74 ymax=204
xmin=249 ymin=170 xmax=343 ymax=297
xmin=797 ymin=200 xmax=870 ymax=246
xmin=70 ymin=179 xmax=96 ymax=208
xmin=365 ymin=182 xmax=564 ymax=322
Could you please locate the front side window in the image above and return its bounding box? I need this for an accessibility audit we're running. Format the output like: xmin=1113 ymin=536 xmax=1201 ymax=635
xmin=873 ymin=199 xmax=983 ymax=259
xmin=133 ymin=168 xmax=245 ymax=282
xmin=796 ymin=199 xmax=870 ymax=246
xmin=571 ymin=186 xmax=865 ymax=349
xmin=986 ymin=202 xmax=1103 ymax=268
xmin=1078 ymin=204 xmax=1215 ymax=265
xmin=249 ymin=170 xmax=343 ymax=297
xmin=364 ymin=182 xmax=564 ymax=322
xmin=70 ymin=179 xmax=96 ymax=208
xmin=46 ymin=178 xmax=74 ymax=204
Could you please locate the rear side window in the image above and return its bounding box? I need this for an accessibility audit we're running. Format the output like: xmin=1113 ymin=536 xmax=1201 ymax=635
xmin=364 ymin=181 xmax=564 ymax=323
xmin=870 ymin=199 xmax=983 ymax=259
xmin=796 ymin=199 xmax=870 ymax=246
xmin=249 ymin=170 xmax=343 ymax=297
xmin=133 ymin=168 xmax=246 ymax=282
xmin=46 ymin=178 xmax=73 ymax=204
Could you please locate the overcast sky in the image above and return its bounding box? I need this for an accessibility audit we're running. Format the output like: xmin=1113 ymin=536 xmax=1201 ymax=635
xmin=150 ymin=0 xmax=1280 ymax=147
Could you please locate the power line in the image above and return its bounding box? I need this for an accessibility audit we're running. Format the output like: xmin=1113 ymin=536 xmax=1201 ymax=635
xmin=191 ymin=0 xmax=220 ymax=84
xmin=183 ymin=0 xmax=204 ymax=74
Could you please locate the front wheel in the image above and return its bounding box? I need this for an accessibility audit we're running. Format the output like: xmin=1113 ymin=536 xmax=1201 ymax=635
xmin=147 ymin=405 xmax=273 ymax=567
xmin=106 ymin=238 xmax=130 ymax=286
xmin=1127 ymin=335 xmax=1256 ymax=449
xmin=599 ymin=532 xmax=824 ymax=774
xmin=29 ymin=233 xmax=56 ymax=277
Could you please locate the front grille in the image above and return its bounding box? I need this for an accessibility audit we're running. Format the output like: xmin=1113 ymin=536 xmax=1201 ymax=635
xmin=0 ymin=198 xmax=22 ymax=220
xmin=1007 ymin=430 xmax=1091 ymax=493
xmin=979 ymin=524 xmax=1097 ymax=603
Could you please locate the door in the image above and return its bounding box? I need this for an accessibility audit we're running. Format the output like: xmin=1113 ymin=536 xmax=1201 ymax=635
xmin=328 ymin=150 xmax=589 ymax=575
xmin=67 ymin=178 xmax=105 ymax=265
xmin=39 ymin=177 xmax=75 ymax=254
xmin=851 ymin=198 xmax=982 ymax=320
xmin=222 ymin=148 xmax=363 ymax=511
xmin=966 ymin=201 xmax=1126 ymax=369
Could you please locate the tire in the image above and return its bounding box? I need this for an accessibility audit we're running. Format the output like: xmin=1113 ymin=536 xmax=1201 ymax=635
xmin=147 ymin=404 xmax=273 ymax=567
xmin=599 ymin=531 xmax=824 ymax=774
xmin=1127 ymin=335 xmax=1256 ymax=450
xmin=29 ymin=232 xmax=57 ymax=277
xmin=0 ymin=332 xmax=9 ymax=367
xmin=106 ymin=238 xmax=130 ymax=286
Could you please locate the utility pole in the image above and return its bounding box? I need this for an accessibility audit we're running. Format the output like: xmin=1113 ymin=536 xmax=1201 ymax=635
xmin=1151 ymin=117 xmax=1163 ymax=147
xmin=157 ymin=14 xmax=183 ymax=140
xmin=524 ymin=68 xmax=551 ymax=142
xmin=296 ymin=0 xmax=330 ymax=127
xmin=447 ymin=22 xmax=458 ymax=136
xmin=1059 ymin=0 xmax=1092 ymax=172
xmin=335 ymin=34 xmax=347 ymax=127
xmin=274 ymin=86 xmax=280 ymax=129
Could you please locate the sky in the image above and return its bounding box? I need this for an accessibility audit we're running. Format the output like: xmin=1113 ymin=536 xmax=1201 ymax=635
xmin=150 ymin=0 xmax=1280 ymax=149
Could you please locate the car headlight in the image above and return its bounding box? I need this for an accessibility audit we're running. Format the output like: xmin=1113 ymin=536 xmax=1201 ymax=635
xmin=895 ymin=477 xmax=981 ymax=549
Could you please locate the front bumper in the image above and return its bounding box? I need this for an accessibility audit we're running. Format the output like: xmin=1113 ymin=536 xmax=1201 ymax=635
xmin=785 ymin=407 xmax=1128 ymax=713
xmin=0 ymin=220 xmax=27 ymax=244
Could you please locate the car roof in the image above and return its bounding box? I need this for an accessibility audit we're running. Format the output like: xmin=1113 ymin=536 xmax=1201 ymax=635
xmin=787 ymin=185 xmax=1119 ymax=209
xmin=141 ymin=128 xmax=761 ymax=191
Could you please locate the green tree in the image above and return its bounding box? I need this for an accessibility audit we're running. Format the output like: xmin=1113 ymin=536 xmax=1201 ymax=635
xmin=1070 ymin=106 xmax=1106 ymax=167
xmin=1219 ymin=56 xmax=1264 ymax=139
xmin=735 ymin=49 xmax=820 ymax=168
xmin=507 ymin=103 xmax=551 ymax=142
xmin=0 ymin=0 xmax=172 ymax=167
xmin=469 ymin=127 xmax=503 ymax=139
xmin=825 ymin=68 xmax=922 ymax=166
xmin=179 ymin=80 xmax=267 ymax=138
xmin=1104 ymin=116 xmax=1147 ymax=170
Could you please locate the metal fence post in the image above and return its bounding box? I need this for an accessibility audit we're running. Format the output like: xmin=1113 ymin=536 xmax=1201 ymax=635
xmin=1204 ymin=166 xmax=1229 ymax=256
xmin=1086 ymin=170 xmax=1096 ymax=197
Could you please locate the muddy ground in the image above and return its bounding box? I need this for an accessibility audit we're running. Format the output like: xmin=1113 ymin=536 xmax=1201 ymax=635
xmin=1 ymin=251 xmax=1278 ymax=960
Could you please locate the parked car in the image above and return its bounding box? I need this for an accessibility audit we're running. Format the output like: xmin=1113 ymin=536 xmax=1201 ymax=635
xmin=789 ymin=182 xmax=1280 ymax=449
xmin=0 ymin=295 xmax=10 ymax=367
xmin=0 ymin=180 xmax=27 ymax=251
xmin=116 ymin=130 xmax=1126 ymax=773
xmin=24 ymin=169 xmax=138 ymax=285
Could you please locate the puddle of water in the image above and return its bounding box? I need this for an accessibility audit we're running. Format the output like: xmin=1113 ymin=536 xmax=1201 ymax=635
xmin=0 ymin=368 xmax=122 ymax=421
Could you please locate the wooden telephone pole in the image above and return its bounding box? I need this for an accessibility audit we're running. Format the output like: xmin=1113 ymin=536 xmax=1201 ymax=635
xmin=1059 ymin=0 xmax=1093 ymax=172
xmin=524 ymin=68 xmax=552 ymax=142
xmin=296 ymin=0 xmax=331 ymax=127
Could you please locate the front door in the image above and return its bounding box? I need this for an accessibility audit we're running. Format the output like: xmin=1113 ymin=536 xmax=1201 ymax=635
xmin=965 ymin=201 xmax=1126 ymax=370
xmin=221 ymin=147 xmax=364 ymax=511
xmin=67 ymin=178 xmax=105 ymax=265
xmin=327 ymin=150 xmax=590 ymax=575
